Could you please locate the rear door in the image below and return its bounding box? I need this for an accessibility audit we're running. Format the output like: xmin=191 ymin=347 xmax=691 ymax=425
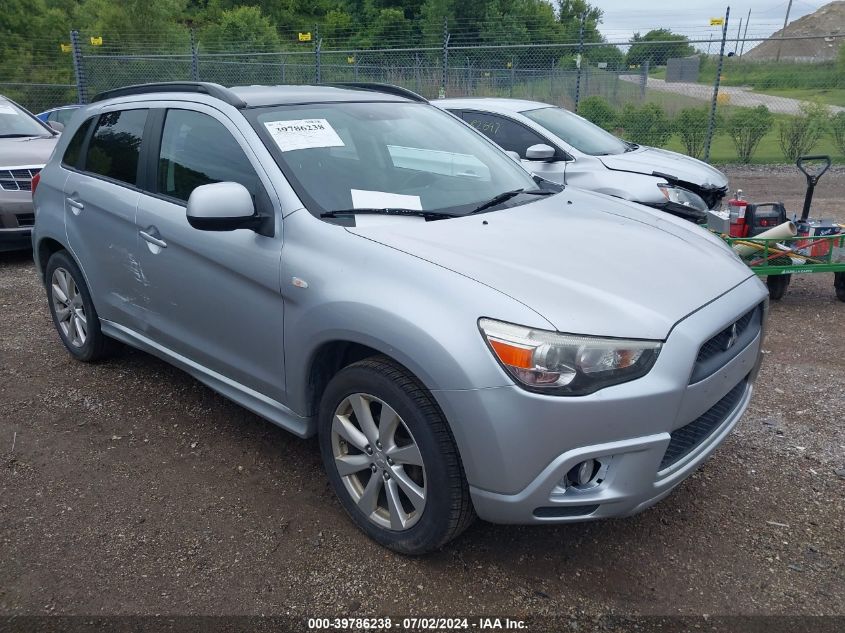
xmin=457 ymin=110 xmax=568 ymax=184
xmin=133 ymin=106 xmax=287 ymax=401
xmin=64 ymin=107 xmax=149 ymax=328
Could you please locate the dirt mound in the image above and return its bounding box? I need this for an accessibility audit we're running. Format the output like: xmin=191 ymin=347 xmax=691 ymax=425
xmin=745 ymin=0 xmax=845 ymax=61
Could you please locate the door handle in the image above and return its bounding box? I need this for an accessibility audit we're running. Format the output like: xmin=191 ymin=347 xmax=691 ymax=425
xmin=139 ymin=229 xmax=167 ymax=249
xmin=66 ymin=197 xmax=84 ymax=214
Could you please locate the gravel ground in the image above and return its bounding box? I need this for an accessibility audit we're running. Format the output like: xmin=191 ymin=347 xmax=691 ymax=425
xmin=1 ymin=167 xmax=843 ymax=627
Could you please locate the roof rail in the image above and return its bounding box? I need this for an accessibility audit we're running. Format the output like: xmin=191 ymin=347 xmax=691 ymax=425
xmin=91 ymin=82 xmax=247 ymax=108
xmin=330 ymin=82 xmax=428 ymax=103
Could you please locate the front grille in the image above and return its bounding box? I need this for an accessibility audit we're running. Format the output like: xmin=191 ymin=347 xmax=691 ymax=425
xmin=0 ymin=167 xmax=41 ymax=192
xmin=691 ymin=304 xmax=762 ymax=384
xmin=660 ymin=378 xmax=748 ymax=471
xmin=15 ymin=213 xmax=35 ymax=227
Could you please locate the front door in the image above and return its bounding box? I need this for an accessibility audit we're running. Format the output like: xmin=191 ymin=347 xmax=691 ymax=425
xmin=133 ymin=107 xmax=287 ymax=402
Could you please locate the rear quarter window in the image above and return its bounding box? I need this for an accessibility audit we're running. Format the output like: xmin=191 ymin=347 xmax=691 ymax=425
xmin=61 ymin=118 xmax=94 ymax=169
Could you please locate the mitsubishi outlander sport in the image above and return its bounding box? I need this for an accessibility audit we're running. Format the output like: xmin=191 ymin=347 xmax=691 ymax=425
xmin=32 ymin=82 xmax=767 ymax=554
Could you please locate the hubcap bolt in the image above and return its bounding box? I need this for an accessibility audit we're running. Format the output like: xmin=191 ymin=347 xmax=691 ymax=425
xmin=375 ymin=441 xmax=382 ymax=449
xmin=365 ymin=445 xmax=373 ymax=455
xmin=382 ymin=472 xmax=390 ymax=480
xmin=387 ymin=457 xmax=394 ymax=465
xmin=370 ymin=464 xmax=377 ymax=473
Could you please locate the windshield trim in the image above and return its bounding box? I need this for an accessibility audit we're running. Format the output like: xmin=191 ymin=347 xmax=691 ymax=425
xmin=244 ymin=101 xmax=540 ymax=220
xmin=521 ymin=106 xmax=628 ymax=157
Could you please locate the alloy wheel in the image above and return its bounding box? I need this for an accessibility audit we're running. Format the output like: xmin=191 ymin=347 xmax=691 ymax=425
xmin=51 ymin=267 xmax=87 ymax=347
xmin=331 ymin=393 xmax=427 ymax=530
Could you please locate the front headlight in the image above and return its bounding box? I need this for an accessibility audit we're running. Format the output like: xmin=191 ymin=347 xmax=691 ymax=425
xmin=658 ymin=184 xmax=707 ymax=211
xmin=479 ymin=318 xmax=662 ymax=396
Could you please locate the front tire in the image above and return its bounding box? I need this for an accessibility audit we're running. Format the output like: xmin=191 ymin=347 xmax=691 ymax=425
xmin=318 ymin=356 xmax=474 ymax=554
xmin=45 ymin=251 xmax=112 ymax=362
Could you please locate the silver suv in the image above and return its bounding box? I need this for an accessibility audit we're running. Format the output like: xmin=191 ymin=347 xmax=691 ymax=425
xmin=1 ymin=95 xmax=60 ymax=251
xmin=33 ymin=82 xmax=767 ymax=554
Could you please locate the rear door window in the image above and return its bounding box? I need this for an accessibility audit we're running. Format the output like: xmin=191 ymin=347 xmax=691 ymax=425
xmin=460 ymin=111 xmax=549 ymax=158
xmin=85 ymin=109 xmax=147 ymax=186
xmin=157 ymin=109 xmax=261 ymax=203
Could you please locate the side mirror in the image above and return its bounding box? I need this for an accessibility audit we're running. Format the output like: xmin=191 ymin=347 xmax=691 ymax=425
xmin=48 ymin=121 xmax=64 ymax=132
xmin=505 ymin=150 xmax=521 ymax=162
xmin=186 ymin=182 xmax=258 ymax=231
xmin=525 ymin=143 xmax=556 ymax=161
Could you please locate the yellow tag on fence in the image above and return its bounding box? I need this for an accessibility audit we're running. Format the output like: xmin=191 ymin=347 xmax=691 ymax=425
xmin=347 ymin=56 xmax=355 ymax=64
xmin=90 ymin=36 xmax=103 ymax=46
xmin=60 ymin=43 xmax=72 ymax=53
xmin=298 ymin=32 xmax=312 ymax=42
xmin=709 ymin=18 xmax=724 ymax=26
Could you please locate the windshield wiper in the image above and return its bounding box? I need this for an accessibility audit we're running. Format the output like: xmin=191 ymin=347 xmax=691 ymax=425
xmin=468 ymin=188 xmax=554 ymax=215
xmin=320 ymin=208 xmax=458 ymax=220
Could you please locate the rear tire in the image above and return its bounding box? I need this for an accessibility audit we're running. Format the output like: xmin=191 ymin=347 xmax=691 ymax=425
xmin=766 ymin=274 xmax=791 ymax=301
xmin=45 ymin=251 xmax=112 ymax=362
xmin=318 ymin=356 xmax=474 ymax=554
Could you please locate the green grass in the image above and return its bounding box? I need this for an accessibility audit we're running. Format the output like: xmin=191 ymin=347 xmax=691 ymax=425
xmin=749 ymin=87 xmax=845 ymax=108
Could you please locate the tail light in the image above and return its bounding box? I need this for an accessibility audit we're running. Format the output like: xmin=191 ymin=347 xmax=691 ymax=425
xmin=31 ymin=171 xmax=41 ymax=196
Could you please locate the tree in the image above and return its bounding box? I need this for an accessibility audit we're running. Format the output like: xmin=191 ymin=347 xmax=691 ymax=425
xmin=577 ymin=96 xmax=616 ymax=131
xmin=619 ymin=103 xmax=671 ymax=146
xmin=778 ymin=102 xmax=828 ymax=162
xmin=726 ymin=105 xmax=773 ymax=163
xmin=831 ymin=111 xmax=845 ymax=157
xmin=201 ymin=5 xmax=280 ymax=53
xmin=626 ymin=29 xmax=695 ymax=67
xmin=674 ymin=107 xmax=721 ymax=159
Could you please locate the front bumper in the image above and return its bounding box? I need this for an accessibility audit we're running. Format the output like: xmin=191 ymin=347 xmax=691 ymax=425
xmin=0 ymin=227 xmax=32 ymax=252
xmin=1 ymin=192 xmax=35 ymax=252
xmin=433 ymin=276 xmax=768 ymax=524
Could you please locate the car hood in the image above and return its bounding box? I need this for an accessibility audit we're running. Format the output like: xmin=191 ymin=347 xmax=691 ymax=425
xmin=599 ymin=146 xmax=728 ymax=190
xmin=0 ymin=135 xmax=58 ymax=167
xmin=347 ymin=190 xmax=753 ymax=340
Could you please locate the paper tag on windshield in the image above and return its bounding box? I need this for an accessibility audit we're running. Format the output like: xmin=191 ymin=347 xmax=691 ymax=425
xmin=351 ymin=189 xmax=422 ymax=211
xmin=0 ymin=103 xmax=18 ymax=115
xmin=264 ymin=118 xmax=344 ymax=152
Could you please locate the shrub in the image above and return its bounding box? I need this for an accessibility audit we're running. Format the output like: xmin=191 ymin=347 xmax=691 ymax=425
xmin=618 ymin=103 xmax=672 ymax=147
xmin=778 ymin=102 xmax=828 ymax=162
xmin=726 ymin=105 xmax=773 ymax=163
xmin=831 ymin=111 xmax=845 ymax=156
xmin=577 ymin=95 xmax=617 ymax=131
xmin=674 ymin=107 xmax=720 ymax=159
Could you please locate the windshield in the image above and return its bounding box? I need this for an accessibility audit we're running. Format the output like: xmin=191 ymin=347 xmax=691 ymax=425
xmin=522 ymin=107 xmax=628 ymax=156
xmin=0 ymin=99 xmax=53 ymax=137
xmin=248 ymin=102 xmax=539 ymax=217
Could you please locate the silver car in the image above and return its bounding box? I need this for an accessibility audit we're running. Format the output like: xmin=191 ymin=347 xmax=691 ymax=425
xmin=0 ymin=95 xmax=61 ymax=251
xmin=435 ymin=98 xmax=729 ymax=222
xmin=32 ymin=82 xmax=767 ymax=554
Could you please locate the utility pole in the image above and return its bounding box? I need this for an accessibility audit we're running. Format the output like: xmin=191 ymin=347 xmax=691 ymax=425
xmin=739 ymin=9 xmax=751 ymax=57
xmin=775 ymin=0 xmax=793 ymax=62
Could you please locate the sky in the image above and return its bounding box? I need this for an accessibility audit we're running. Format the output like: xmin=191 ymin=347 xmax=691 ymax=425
xmin=593 ymin=0 xmax=833 ymax=42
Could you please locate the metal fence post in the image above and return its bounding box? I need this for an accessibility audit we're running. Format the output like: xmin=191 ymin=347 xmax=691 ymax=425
xmin=704 ymin=7 xmax=730 ymax=164
xmin=315 ymin=38 xmax=322 ymax=84
xmin=188 ymin=23 xmax=200 ymax=81
xmin=640 ymin=60 xmax=648 ymax=99
xmin=440 ymin=18 xmax=449 ymax=99
xmin=574 ymin=12 xmax=586 ymax=112
xmin=509 ymin=56 xmax=515 ymax=97
xmin=70 ymin=30 xmax=88 ymax=104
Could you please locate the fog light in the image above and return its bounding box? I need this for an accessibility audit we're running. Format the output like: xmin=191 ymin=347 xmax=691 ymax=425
xmin=567 ymin=459 xmax=597 ymax=487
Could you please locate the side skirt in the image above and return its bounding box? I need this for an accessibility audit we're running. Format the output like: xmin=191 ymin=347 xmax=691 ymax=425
xmin=100 ymin=320 xmax=316 ymax=438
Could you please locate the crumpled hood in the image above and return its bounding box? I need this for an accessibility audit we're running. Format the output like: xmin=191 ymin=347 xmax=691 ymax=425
xmin=0 ymin=135 xmax=58 ymax=167
xmin=599 ymin=146 xmax=728 ymax=190
xmin=348 ymin=190 xmax=753 ymax=339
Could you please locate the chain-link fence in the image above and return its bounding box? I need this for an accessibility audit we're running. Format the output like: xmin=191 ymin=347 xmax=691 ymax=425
xmin=3 ymin=20 xmax=844 ymax=165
